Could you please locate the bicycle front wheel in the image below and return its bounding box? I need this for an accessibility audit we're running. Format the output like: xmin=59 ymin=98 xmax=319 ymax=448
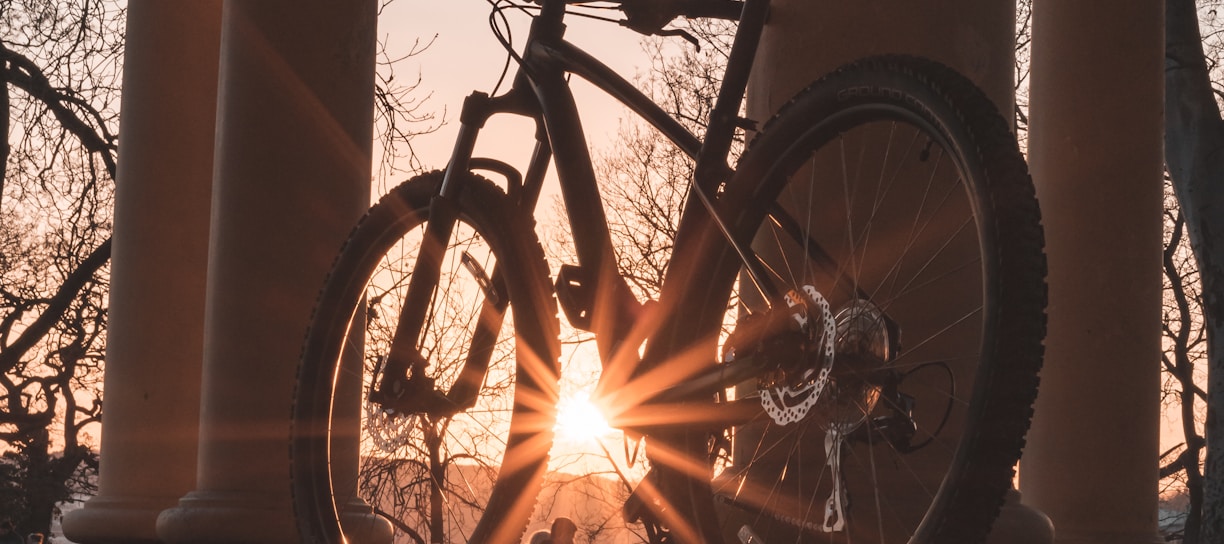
xmin=291 ymin=172 xmax=560 ymax=544
xmin=684 ymin=56 xmax=1046 ymax=543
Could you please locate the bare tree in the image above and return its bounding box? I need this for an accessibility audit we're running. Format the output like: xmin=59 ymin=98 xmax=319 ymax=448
xmin=1158 ymin=175 xmax=1208 ymax=543
xmin=1 ymin=0 xmax=123 ymax=535
xmin=1165 ymin=0 xmax=1224 ymax=540
xmin=531 ymin=466 xmax=643 ymax=544
xmin=369 ymin=7 xmax=444 ymax=188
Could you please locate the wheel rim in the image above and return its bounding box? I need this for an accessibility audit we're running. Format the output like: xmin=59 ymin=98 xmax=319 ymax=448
xmin=356 ymin=215 xmax=522 ymax=543
xmin=298 ymin=177 xmax=556 ymax=544
xmin=712 ymin=112 xmax=992 ymax=543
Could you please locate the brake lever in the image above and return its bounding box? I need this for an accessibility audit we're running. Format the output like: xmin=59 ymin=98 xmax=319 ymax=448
xmin=655 ymin=27 xmax=700 ymax=49
xmin=618 ymin=20 xmax=700 ymax=50
xmin=617 ymin=0 xmax=701 ymax=49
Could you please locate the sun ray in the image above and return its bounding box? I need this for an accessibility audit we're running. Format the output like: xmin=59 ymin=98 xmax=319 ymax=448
xmin=555 ymin=390 xmax=615 ymax=443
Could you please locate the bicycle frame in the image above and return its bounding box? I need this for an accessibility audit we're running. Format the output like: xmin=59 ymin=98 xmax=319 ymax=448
xmin=294 ymin=4 xmax=1049 ymax=537
xmin=380 ymin=0 xmax=779 ymax=424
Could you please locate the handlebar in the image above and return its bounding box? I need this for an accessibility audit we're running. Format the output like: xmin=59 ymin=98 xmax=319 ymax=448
xmin=614 ymin=0 xmax=747 ymax=42
xmin=628 ymin=0 xmax=744 ymax=21
xmin=541 ymin=0 xmax=746 ymax=35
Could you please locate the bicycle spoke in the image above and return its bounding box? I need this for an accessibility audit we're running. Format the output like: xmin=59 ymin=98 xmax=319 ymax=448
xmin=693 ymin=56 xmax=1048 ymax=543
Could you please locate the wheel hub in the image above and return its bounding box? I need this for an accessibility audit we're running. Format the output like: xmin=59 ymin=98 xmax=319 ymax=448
xmin=737 ymin=287 xmax=895 ymax=428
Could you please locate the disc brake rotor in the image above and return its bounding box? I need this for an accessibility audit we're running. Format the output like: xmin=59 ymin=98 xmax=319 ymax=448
xmin=757 ymin=290 xmax=894 ymax=429
xmin=758 ymin=285 xmax=834 ymax=425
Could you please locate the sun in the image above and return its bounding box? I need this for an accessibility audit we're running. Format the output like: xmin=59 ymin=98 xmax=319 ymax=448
xmin=554 ymin=391 xmax=615 ymax=443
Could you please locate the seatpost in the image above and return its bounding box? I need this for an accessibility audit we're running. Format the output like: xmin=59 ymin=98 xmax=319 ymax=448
xmin=688 ymin=0 xmax=780 ymax=303
xmin=693 ymin=0 xmax=769 ymax=190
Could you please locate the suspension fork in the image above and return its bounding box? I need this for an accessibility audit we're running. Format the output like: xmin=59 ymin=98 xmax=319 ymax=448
xmin=375 ymin=88 xmax=546 ymax=405
xmin=444 ymin=135 xmax=554 ymax=409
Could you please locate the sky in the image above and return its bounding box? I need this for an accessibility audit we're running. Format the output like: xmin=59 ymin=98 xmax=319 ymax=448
xmin=379 ymin=1 xmax=650 ymax=179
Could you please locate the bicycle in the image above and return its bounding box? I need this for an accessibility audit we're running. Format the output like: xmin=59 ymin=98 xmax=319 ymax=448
xmin=290 ymin=0 xmax=1047 ymax=542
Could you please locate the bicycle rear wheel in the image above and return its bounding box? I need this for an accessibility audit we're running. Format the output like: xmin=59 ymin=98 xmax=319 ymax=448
xmin=291 ymin=172 xmax=560 ymax=544
xmin=668 ymin=56 xmax=1046 ymax=543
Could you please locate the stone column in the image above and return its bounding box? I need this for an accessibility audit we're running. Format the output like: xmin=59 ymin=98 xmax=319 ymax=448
xmin=60 ymin=2 xmax=220 ymax=542
xmin=154 ymin=1 xmax=381 ymax=542
xmin=1020 ymin=2 xmax=1164 ymax=543
xmin=747 ymin=0 xmax=1015 ymax=123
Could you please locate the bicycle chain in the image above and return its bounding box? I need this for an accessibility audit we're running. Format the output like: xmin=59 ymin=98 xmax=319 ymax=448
xmin=713 ymin=491 xmax=827 ymax=535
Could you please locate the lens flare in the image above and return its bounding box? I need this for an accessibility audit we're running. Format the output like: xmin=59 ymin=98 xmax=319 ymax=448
xmin=554 ymin=391 xmax=614 ymax=442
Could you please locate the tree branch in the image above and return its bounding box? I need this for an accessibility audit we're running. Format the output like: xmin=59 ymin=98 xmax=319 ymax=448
xmin=0 ymin=238 xmax=110 ymax=374
xmin=0 ymin=44 xmax=117 ymax=178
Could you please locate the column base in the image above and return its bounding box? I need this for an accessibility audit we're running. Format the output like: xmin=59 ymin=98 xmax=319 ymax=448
xmin=987 ymin=488 xmax=1053 ymax=544
xmin=62 ymin=495 xmax=177 ymax=544
xmin=1050 ymin=531 xmax=1165 ymax=544
xmin=338 ymin=496 xmax=394 ymax=544
xmin=156 ymin=491 xmax=297 ymax=544
xmin=155 ymin=491 xmax=392 ymax=544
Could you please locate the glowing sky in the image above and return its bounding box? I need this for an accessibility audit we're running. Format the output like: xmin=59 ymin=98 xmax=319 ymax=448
xmin=380 ymin=1 xmax=649 ymax=177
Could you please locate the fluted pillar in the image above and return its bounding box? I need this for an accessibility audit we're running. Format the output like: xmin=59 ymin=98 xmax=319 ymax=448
xmin=1020 ymin=1 xmax=1164 ymax=543
xmin=155 ymin=1 xmax=380 ymax=542
xmin=61 ymin=2 xmax=220 ymax=542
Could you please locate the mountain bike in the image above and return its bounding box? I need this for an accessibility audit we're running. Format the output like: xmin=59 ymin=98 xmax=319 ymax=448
xmin=290 ymin=0 xmax=1047 ymax=542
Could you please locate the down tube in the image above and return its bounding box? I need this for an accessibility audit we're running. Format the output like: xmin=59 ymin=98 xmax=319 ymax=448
xmin=526 ymin=56 xmax=644 ymax=371
xmin=530 ymin=37 xmax=711 ymax=273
